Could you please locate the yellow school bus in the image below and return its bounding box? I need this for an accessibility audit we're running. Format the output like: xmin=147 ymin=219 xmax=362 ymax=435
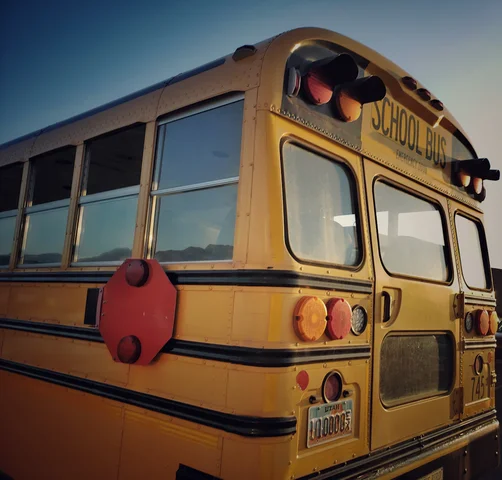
xmin=0 ymin=27 xmax=500 ymax=480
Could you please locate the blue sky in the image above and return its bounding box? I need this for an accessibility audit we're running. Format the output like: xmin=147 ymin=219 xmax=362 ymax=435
xmin=1 ymin=0 xmax=501 ymax=266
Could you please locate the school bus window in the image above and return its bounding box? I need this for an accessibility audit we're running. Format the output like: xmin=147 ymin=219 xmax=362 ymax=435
xmin=0 ymin=162 xmax=23 ymax=266
xmin=455 ymin=214 xmax=490 ymax=290
xmin=380 ymin=334 xmax=454 ymax=406
xmin=151 ymin=99 xmax=243 ymax=263
xmin=73 ymin=124 xmax=145 ymax=264
xmin=282 ymin=143 xmax=361 ymax=267
xmin=374 ymin=182 xmax=449 ymax=282
xmin=19 ymin=147 xmax=75 ymax=265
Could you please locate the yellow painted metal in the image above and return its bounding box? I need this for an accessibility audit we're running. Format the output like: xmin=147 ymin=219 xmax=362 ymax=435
xmin=62 ymin=143 xmax=84 ymax=268
xmin=0 ymin=371 xmax=123 ymax=480
xmin=132 ymin=121 xmax=156 ymax=258
xmin=6 ymin=283 xmax=100 ymax=325
xmin=9 ymin=161 xmax=29 ymax=271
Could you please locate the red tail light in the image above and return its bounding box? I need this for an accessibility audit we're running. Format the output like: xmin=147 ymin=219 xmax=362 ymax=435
xmin=326 ymin=298 xmax=352 ymax=340
xmin=475 ymin=309 xmax=489 ymax=336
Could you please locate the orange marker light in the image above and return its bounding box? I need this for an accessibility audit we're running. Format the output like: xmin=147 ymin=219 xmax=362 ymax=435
xmin=293 ymin=296 xmax=327 ymax=341
xmin=458 ymin=170 xmax=471 ymax=188
xmin=334 ymin=89 xmax=361 ymax=122
xmin=472 ymin=177 xmax=483 ymax=194
xmin=488 ymin=311 xmax=498 ymax=335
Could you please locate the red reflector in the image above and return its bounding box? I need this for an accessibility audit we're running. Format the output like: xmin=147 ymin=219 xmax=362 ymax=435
xmin=125 ymin=260 xmax=149 ymax=287
xmin=326 ymin=298 xmax=352 ymax=340
xmin=304 ymin=72 xmax=333 ymax=105
xmin=475 ymin=310 xmax=489 ymax=336
xmin=117 ymin=335 xmax=142 ymax=364
xmin=322 ymin=372 xmax=342 ymax=402
xmin=296 ymin=370 xmax=310 ymax=391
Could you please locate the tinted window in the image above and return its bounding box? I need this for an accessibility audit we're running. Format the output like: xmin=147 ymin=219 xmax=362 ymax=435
xmin=154 ymin=184 xmax=236 ymax=262
xmin=84 ymin=124 xmax=145 ymax=195
xmin=380 ymin=334 xmax=454 ymax=406
xmin=456 ymin=214 xmax=490 ymax=289
xmin=21 ymin=207 xmax=68 ymax=264
xmin=30 ymin=147 xmax=75 ymax=205
xmin=151 ymin=99 xmax=243 ymax=263
xmin=73 ymin=196 xmax=136 ymax=263
xmin=156 ymin=100 xmax=243 ymax=190
xmin=374 ymin=182 xmax=449 ymax=281
xmin=0 ymin=163 xmax=23 ymax=212
xmin=283 ymin=143 xmax=361 ymax=266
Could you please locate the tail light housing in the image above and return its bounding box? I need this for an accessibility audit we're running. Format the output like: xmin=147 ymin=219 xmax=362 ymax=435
xmin=322 ymin=371 xmax=343 ymax=402
xmin=488 ymin=311 xmax=498 ymax=335
xmin=293 ymin=296 xmax=327 ymax=342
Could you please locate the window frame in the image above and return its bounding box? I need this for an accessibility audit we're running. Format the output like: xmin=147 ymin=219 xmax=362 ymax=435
xmin=372 ymin=177 xmax=453 ymax=285
xmin=0 ymin=209 xmax=19 ymax=267
xmin=454 ymin=210 xmax=492 ymax=292
xmin=280 ymin=137 xmax=365 ymax=271
xmin=147 ymin=93 xmax=244 ymax=264
xmin=71 ymin=124 xmax=145 ymax=266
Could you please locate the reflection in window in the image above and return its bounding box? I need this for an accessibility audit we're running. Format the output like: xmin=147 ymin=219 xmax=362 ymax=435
xmin=73 ymin=124 xmax=145 ymax=264
xmin=74 ymin=196 xmax=137 ymax=262
xmin=151 ymin=98 xmax=243 ymax=263
xmin=283 ymin=143 xmax=361 ymax=266
xmin=0 ymin=162 xmax=23 ymax=266
xmin=20 ymin=148 xmax=75 ymax=266
xmin=156 ymin=100 xmax=243 ymax=190
xmin=154 ymin=185 xmax=237 ymax=262
xmin=21 ymin=208 xmax=68 ymax=264
xmin=456 ymin=215 xmax=489 ymax=289
xmin=84 ymin=124 xmax=145 ymax=195
xmin=374 ymin=182 xmax=448 ymax=281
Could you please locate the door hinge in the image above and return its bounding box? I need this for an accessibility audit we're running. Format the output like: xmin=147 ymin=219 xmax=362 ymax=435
xmin=452 ymin=386 xmax=464 ymax=416
xmin=453 ymin=293 xmax=465 ymax=319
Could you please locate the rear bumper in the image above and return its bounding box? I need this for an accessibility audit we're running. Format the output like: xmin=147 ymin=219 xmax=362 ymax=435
xmin=299 ymin=410 xmax=500 ymax=480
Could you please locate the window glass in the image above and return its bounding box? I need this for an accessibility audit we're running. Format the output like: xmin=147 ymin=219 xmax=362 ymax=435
xmin=84 ymin=124 xmax=145 ymax=195
xmin=455 ymin=215 xmax=489 ymax=289
xmin=151 ymin=99 xmax=242 ymax=263
xmin=74 ymin=196 xmax=137 ymax=263
xmin=0 ymin=163 xmax=23 ymax=212
xmin=156 ymin=100 xmax=243 ymax=190
xmin=20 ymin=207 xmax=68 ymax=264
xmin=30 ymin=147 xmax=75 ymax=205
xmin=283 ymin=143 xmax=361 ymax=266
xmin=380 ymin=334 xmax=454 ymax=406
xmin=374 ymin=182 xmax=449 ymax=281
xmin=154 ymin=185 xmax=236 ymax=262
xmin=0 ymin=216 xmax=16 ymax=266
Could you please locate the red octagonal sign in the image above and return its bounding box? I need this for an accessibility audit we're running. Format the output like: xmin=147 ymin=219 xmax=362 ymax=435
xmin=98 ymin=259 xmax=177 ymax=365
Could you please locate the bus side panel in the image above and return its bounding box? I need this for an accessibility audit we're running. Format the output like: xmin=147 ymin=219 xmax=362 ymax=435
xmin=0 ymin=371 xmax=122 ymax=480
xmin=0 ymin=285 xmax=9 ymax=316
xmin=118 ymin=409 xmax=222 ymax=480
xmin=6 ymin=283 xmax=98 ymax=326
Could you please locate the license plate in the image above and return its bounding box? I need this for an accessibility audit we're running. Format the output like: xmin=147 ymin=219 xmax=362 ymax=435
xmin=307 ymin=399 xmax=353 ymax=448
xmin=417 ymin=468 xmax=443 ymax=480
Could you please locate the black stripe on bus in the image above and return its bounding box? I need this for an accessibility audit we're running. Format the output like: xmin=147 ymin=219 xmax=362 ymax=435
xmin=0 ymin=318 xmax=371 ymax=366
xmin=0 ymin=358 xmax=296 ymax=438
xmin=298 ymin=410 xmax=498 ymax=480
xmin=0 ymin=269 xmax=373 ymax=293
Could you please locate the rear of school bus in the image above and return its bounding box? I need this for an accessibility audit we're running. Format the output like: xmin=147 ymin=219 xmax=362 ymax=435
xmin=0 ymin=27 xmax=499 ymax=480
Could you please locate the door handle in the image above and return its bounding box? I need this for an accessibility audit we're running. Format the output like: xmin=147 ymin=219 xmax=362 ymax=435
xmin=382 ymin=291 xmax=392 ymax=323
